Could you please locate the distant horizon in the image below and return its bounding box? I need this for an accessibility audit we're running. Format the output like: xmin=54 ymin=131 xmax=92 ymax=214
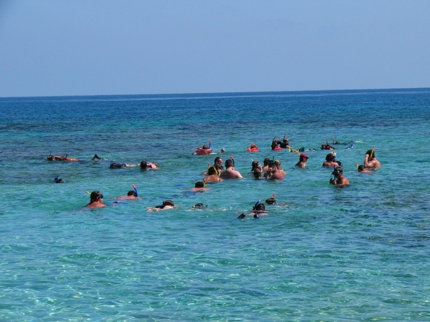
xmin=1 ymin=86 xmax=430 ymax=100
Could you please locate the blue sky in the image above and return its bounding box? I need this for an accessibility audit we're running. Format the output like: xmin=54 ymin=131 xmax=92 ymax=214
xmin=1 ymin=0 xmax=429 ymax=97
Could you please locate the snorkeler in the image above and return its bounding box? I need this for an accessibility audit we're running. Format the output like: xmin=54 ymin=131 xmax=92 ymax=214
xmin=191 ymin=180 xmax=210 ymax=191
xmin=356 ymin=163 xmax=372 ymax=173
xmin=140 ymin=160 xmax=159 ymax=169
xmin=364 ymin=148 xmax=381 ymax=169
xmin=147 ymin=200 xmax=176 ymax=212
xmin=220 ymin=157 xmax=243 ymax=179
xmin=237 ymin=201 xmax=269 ymax=219
xmin=113 ymin=190 xmax=142 ymax=200
xmin=265 ymin=160 xmax=285 ymax=180
xmin=86 ymin=190 xmax=107 ymax=208
xmin=322 ymin=152 xmax=340 ymax=168
xmin=329 ymin=166 xmax=350 ymax=186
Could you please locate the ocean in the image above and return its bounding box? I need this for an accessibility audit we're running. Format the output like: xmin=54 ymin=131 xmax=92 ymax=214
xmin=1 ymin=88 xmax=430 ymax=321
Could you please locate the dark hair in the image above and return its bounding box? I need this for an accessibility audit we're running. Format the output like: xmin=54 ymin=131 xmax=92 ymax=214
xmin=140 ymin=160 xmax=148 ymax=169
xmin=332 ymin=167 xmax=343 ymax=177
xmin=263 ymin=158 xmax=271 ymax=166
xmin=325 ymin=153 xmax=334 ymax=162
xmin=90 ymin=190 xmax=103 ymax=203
xmin=195 ymin=181 xmax=205 ymax=188
xmin=214 ymin=156 xmax=222 ymax=164
xmin=163 ymin=200 xmax=174 ymax=207
xmin=253 ymin=203 xmax=265 ymax=211
xmin=366 ymin=149 xmax=375 ymax=158
xmin=225 ymin=159 xmax=234 ymax=168
xmin=127 ymin=190 xmax=137 ymax=197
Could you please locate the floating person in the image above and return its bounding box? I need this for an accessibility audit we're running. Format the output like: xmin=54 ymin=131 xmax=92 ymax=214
xmin=321 ymin=140 xmax=335 ymax=150
xmin=279 ymin=135 xmax=290 ymax=149
xmin=329 ymin=166 xmax=350 ymax=186
xmin=247 ymin=143 xmax=259 ymax=152
xmin=54 ymin=176 xmax=64 ymax=183
xmin=47 ymin=155 xmax=78 ymax=162
xmin=364 ymin=148 xmax=381 ymax=169
xmin=147 ymin=200 xmax=176 ymax=212
xmin=295 ymin=153 xmax=309 ymax=168
xmin=86 ymin=190 xmax=107 ymax=208
xmin=265 ymin=194 xmax=276 ymax=205
xmin=192 ymin=203 xmax=208 ymax=209
xmin=271 ymin=138 xmax=282 ymax=151
xmin=191 ymin=180 xmax=210 ymax=191
xmin=356 ymin=163 xmax=372 ymax=173
xmin=139 ymin=160 xmax=159 ymax=169
xmin=109 ymin=162 xmax=128 ymax=169
xmin=193 ymin=141 xmax=213 ymax=155
xmin=237 ymin=201 xmax=269 ymax=219
xmin=113 ymin=184 xmax=142 ymax=200
xmin=220 ymin=157 xmax=243 ymax=179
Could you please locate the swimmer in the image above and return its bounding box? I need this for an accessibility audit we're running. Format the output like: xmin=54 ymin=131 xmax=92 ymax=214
xmin=295 ymin=153 xmax=308 ymax=168
xmin=321 ymin=139 xmax=335 ymax=150
xmin=140 ymin=160 xmax=159 ymax=169
xmin=220 ymin=157 xmax=243 ymax=179
xmin=356 ymin=162 xmax=372 ymax=173
xmin=265 ymin=194 xmax=276 ymax=205
xmin=192 ymin=203 xmax=207 ymax=209
xmin=279 ymin=136 xmax=290 ymax=149
xmin=220 ymin=148 xmax=226 ymax=154
xmin=191 ymin=180 xmax=210 ymax=191
xmin=86 ymin=190 xmax=107 ymax=208
xmin=322 ymin=152 xmax=340 ymax=167
xmin=237 ymin=201 xmax=269 ymax=219
xmin=330 ymin=166 xmax=350 ymax=186
xmin=47 ymin=155 xmax=66 ymax=161
xmin=364 ymin=148 xmax=381 ymax=169
xmin=271 ymin=139 xmax=280 ymax=150
xmin=109 ymin=162 xmax=127 ymax=169
xmin=114 ymin=190 xmax=142 ymax=200
xmin=147 ymin=200 xmax=175 ymax=212
xmin=54 ymin=176 xmax=64 ymax=183
xmin=205 ymin=157 xmax=224 ymax=183
xmin=251 ymin=160 xmax=263 ymax=179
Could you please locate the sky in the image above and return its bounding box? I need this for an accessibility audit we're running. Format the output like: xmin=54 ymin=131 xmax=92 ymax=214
xmin=1 ymin=0 xmax=430 ymax=97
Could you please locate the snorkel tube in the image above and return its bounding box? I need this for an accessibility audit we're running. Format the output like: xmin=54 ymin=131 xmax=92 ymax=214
xmin=132 ymin=184 xmax=138 ymax=197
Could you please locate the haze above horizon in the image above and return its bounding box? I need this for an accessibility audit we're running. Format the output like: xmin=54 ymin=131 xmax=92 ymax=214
xmin=1 ymin=1 xmax=429 ymax=98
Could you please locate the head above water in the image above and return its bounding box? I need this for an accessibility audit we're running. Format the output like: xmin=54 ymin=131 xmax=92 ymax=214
xmin=195 ymin=181 xmax=205 ymax=188
xmin=127 ymin=190 xmax=137 ymax=197
xmin=140 ymin=160 xmax=148 ymax=168
xmin=90 ymin=190 xmax=103 ymax=203
xmin=332 ymin=166 xmax=343 ymax=177
xmin=225 ymin=159 xmax=234 ymax=168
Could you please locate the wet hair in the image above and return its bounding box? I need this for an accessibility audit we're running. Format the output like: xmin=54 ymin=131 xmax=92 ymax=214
xmin=163 ymin=200 xmax=174 ymax=207
xmin=195 ymin=181 xmax=205 ymax=188
xmin=207 ymin=166 xmax=217 ymax=175
xmin=140 ymin=160 xmax=148 ymax=169
xmin=192 ymin=203 xmax=207 ymax=209
xmin=202 ymin=145 xmax=209 ymax=149
xmin=127 ymin=190 xmax=137 ymax=197
xmin=263 ymin=158 xmax=271 ymax=166
xmin=253 ymin=203 xmax=266 ymax=211
xmin=214 ymin=156 xmax=222 ymax=164
xmin=325 ymin=153 xmax=335 ymax=162
xmin=90 ymin=191 xmax=103 ymax=203
xmin=265 ymin=197 xmax=276 ymax=205
xmin=225 ymin=159 xmax=234 ymax=168
xmin=358 ymin=165 xmax=365 ymax=172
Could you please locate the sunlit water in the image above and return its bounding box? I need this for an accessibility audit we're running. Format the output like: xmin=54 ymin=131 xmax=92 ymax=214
xmin=1 ymin=89 xmax=430 ymax=320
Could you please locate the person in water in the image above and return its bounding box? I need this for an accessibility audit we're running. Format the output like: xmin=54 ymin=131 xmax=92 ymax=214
xmin=364 ymin=148 xmax=381 ymax=169
xmin=271 ymin=139 xmax=280 ymax=150
xmin=265 ymin=160 xmax=285 ymax=180
xmin=192 ymin=203 xmax=207 ymax=209
xmin=147 ymin=199 xmax=175 ymax=212
xmin=191 ymin=180 xmax=210 ymax=191
xmin=322 ymin=152 xmax=340 ymax=167
xmin=54 ymin=176 xmax=64 ymax=183
xmin=86 ymin=190 xmax=107 ymax=208
xmin=295 ymin=153 xmax=309 ymax=168
xmin=330 ymin=166 xmax=350 ymax=186
xmin=356 ymin=163 xmax=372 ymax=173
xmin=140 ymin=160 xmax=159 ymax=169
xmin=114 ymin=190 xmax=142 ymax=200
xmin=237 ymin=202 xmax=269 ymax=219
xmin=279 ymin=136 xmax=290 ymax=149
xmin=220 ymin=158 xmax=243 ymax=179
xmin=109 ymin=162 xmax=128 ymax=169
xmin=47 ymin=155 xmax=66 ymax=161
xmin=251 ymin=160 xmax=263 ymax=179
xmin=205 ymin=157 xmax=224 ymax=183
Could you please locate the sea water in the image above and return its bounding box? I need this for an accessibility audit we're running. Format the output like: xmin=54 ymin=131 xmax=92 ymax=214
xmin=1 ymin=89 xmax=430 ymax=321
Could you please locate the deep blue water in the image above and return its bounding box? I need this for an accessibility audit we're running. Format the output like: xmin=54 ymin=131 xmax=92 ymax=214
xmin=1 ymin=88 xmax=430 ymax=320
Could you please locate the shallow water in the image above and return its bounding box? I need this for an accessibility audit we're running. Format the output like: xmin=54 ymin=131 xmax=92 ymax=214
xmin=1 ymin=89 xmax=430 ymax=320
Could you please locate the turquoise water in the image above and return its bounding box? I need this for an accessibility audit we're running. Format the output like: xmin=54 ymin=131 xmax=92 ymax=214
xmin=1 ymin=89 xmax=430 ymax=320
